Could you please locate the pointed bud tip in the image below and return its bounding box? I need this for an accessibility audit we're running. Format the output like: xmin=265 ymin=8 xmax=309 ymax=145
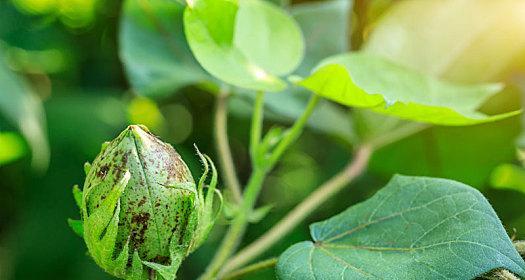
xmin=124 ymin=124 xmax=155 ymax=144
xmin=127 ymin=124 xmax=150 ymax=133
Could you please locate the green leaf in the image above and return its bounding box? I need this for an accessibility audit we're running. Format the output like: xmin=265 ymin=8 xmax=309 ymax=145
xmin=119 ymin=0 xmax=207 ymax=98
xmin=72 ymin=185 xmax=83 ymax=209
xmin=142 ymin=237 xmax=185 ymax=280
xmin=297 ymin=52 xmax=521 ymax=125
xmin=237 ymin=0 xmax=356 ymax=143
xmin=183 ymin=0 xmax=304 ymax=92
xmin=0 ymin=43 xmax=49 ymax=170
xmin=276 ymin=175 xmax=525 ymax=279
xmin=83 ymin=171 xmax=132 ymax=278
xmin=491 ymin=164 xmax=525 ymax=194
xmin=67 ymin=219 xmax=83 ymax=238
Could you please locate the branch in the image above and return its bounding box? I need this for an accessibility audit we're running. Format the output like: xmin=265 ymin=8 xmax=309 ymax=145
xmin=268 ymin=94 xmax=320 ymax=166
xmin=200 ymin=92 xmax=268 ymax=280
xmin=214 ymin=86 xmax=242 ymax=203
xmin=222 ymin=145 xmax=372 ymax=273
xmin=201 ymin=93 xmax=320 ymax=279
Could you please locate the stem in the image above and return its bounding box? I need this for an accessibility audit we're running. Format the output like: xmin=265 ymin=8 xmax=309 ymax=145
xmin=268 ymin=94 xmax=320 ymax=167
xmin=222 ymin=258 xmax=278 ymax=280
xmin=223 ymin=145 xmax=372 ymax=273
xmin=250 ymin=91 xmax=265 ymax=163
xmin=200 ymin=92 xmax=268 ymax=280
xmin=199 ymin=168 xmax=268 ymax=280
xmin=214 ymin=86 xmax=242 ymax=203
xmin=201 ymin=93 xmax=320 ymax=279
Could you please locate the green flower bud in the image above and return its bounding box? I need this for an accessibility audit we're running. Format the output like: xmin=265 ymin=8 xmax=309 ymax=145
xmin=69 ymin=125 xmax=221 ymax=280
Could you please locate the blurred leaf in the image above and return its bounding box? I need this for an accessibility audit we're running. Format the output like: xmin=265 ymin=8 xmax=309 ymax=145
xmin=45 ymin=92 xmax=128 ymax=158
xmin=0 ymin=43 xmax=49 ymax=170
xmin=276 ymin=175 xmax=525 ymax=279
xmin=184 ymin=0 xmax=304 ymax=92
xmin=290 ymin=0 xmax=351 ymax=76
xmin=0 ymin=131 xmax=27 ymax=165
xmin=364 ymin=0 xmax=397 ymax=25
xmin=352 ymin=109 xmax=409 ymax=144
xmin=120 ymin=0 xmax=207 ymax=98
xmin=491 ymin=164 xmax=525 ymax=194
xmin=6 ymin=46 xmax=68 ymax=74
xmin=298 ymin=52 xmax=520 ymax=125
xmin=359 ymin=0 xmax=525 ymax=186
xmin=364 ymin=0 xmax=525 ymax=83
xmin=12 ymin=0 xmax=99 ymax=28
xmin=371 ymin=118 xmax=520 ymax=187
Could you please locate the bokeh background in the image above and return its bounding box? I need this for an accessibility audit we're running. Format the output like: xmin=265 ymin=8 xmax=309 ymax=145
xmin=0 ymin=0 xmax=524 ymax=279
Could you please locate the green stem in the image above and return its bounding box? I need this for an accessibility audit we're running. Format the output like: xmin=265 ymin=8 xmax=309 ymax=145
xmin=199 ymin=168 xmax=267 ymax=280
xmin=268 ymin=94 xmax=320 ymax=167
xmin=222 ymin=258 xmax=278 ymax=280
xmin=200 ymin=93 xmax=320 ymax=279
xmin=214 ymin=85 xmax=242 ymax=203
xmin=200 ymin=91 xmax=268 ymax=280
xmin=220 ymin=117 xmax=430 ymax=273
xmin=250 ymin=91 xmax=265 ymax=164
xmin=223 ymin=145 xmax=372 ymax=273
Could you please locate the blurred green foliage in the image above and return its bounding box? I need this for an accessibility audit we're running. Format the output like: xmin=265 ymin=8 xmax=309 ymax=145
xmin=0 ymin=0 xmax=524 ymax=279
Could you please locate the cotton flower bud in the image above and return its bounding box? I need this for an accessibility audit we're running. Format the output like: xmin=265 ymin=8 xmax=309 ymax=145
xmin=69 ymin=125 xmax=221 ymax=280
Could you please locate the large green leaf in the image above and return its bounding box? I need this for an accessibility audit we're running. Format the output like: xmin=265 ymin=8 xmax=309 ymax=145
xmin=0 ymin=43 xmax=49 ymax=170
xmin=297 ymin=52 xmax=520 ymax=125
xmin=183 ymin=0 xmax=304 ymax=92
xmin=119 ymin=0 xmax=207 ymax=98
xmin=276 ymin=175 xmax=525 ymax=279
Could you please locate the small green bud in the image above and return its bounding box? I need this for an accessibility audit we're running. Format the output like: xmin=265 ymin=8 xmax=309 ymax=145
xmin=69 ymin=125 xmax=221 ymax=280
